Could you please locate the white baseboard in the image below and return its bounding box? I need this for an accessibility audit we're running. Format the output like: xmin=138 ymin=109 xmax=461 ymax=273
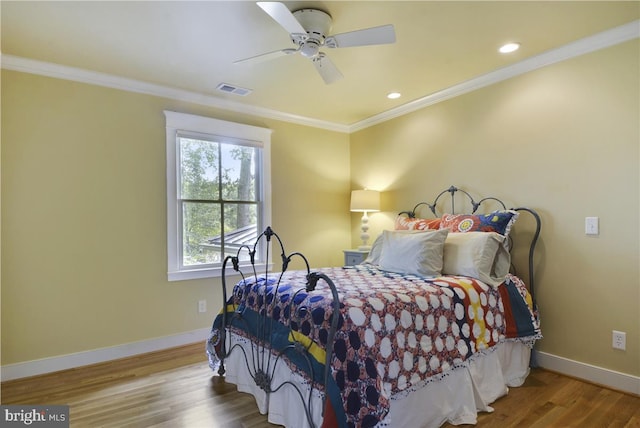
xmin=535 ymin=350 xmax=640 ymax=396
xmin=3 ymin=334 xmax=638 ymax=397
xmin=1 ymin=327 xmax=211 ymax=381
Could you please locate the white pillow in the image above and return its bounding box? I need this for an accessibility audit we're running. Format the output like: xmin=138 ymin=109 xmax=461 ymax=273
xmin=442 ymin=232 xmax=510 ymax=287
xmin=378 ymin=229 xmax=449 ymax=277
xmin=364 ymin=234 xmax=384 ymax=265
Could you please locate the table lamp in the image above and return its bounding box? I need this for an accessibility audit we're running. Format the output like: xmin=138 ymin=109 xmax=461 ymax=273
xmin=350 ymin=189 xmax=380 ymax=250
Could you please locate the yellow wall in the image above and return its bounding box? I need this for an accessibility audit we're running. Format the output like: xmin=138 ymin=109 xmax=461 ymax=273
xmin=0 ymin=70 xmax=350 ymax=364
xmin=2 ymin=39 xmax=639 ymax=381
xmin=351 ymin=40 xmax=640 ymax=376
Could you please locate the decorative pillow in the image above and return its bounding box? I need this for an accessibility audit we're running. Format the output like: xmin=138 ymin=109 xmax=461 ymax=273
xmin=442 ymin=232 xmax=510 ymax=288
xmin=440 ymin=210 xmax=519 ymax=237
xmin=395 ymin=216 xmax=442 ymax=231
xmin=378 ymin=229 xmax=449 ymax=277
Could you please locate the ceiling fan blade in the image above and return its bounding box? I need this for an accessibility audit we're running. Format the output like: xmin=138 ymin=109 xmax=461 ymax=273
xmin=234 ymin=48 xmax=297 ymax=64
xmin=312 ymin=54 xmax=343 ymax=84
xmin=257 ymin=2 xmax=307 ymax=36
xmin=325 ymin=24 xmax=396 ymax=48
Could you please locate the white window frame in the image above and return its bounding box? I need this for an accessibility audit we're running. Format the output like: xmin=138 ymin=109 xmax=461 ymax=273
xmin=164 ymin=111 xmax=272 ymax=281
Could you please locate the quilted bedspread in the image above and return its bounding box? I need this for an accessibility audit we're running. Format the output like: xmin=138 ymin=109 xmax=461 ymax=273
xmin=208 ymin=264 xmax=541 ymax=428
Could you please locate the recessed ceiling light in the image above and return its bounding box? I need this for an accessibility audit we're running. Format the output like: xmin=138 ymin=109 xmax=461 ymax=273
xmin=499 ymin=43 xmax=520 ymax=54
xmin=387 ymin=92 xmax=401 ymax=99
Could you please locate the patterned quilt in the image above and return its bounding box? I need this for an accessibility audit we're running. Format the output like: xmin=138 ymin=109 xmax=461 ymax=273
xmin=208 ymin=264 xmax=541 ymax=428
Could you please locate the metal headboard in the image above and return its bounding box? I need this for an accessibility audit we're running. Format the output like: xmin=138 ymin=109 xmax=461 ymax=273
xmin=399 ymin=185 xmax=541 ymax=304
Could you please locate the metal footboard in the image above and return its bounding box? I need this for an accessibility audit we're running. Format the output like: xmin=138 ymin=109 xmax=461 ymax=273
xmin=213 ymin=226 xmax=340 ymax=427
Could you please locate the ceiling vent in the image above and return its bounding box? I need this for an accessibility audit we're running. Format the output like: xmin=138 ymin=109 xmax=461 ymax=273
xmin=215 ymin=83 xmax=252 ymax=96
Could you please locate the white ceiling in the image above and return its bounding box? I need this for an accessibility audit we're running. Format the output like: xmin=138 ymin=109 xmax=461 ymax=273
xmin=2 ymin=1 xmax=638 ymax=130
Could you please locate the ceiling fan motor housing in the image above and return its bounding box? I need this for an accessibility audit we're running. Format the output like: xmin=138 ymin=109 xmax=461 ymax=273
xmin=292 ymin=8 xmax=333 ymax=56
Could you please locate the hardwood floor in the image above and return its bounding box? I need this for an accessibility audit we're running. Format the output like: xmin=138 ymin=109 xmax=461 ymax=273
xmin=468 ymin=371 xmax=640 ymax=428
xmin=2 ymin=343 xmax=639 ymax=427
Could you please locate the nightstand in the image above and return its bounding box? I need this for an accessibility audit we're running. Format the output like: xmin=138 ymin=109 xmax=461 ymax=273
xmin=343 ymin=249 xmax=369 ymax=266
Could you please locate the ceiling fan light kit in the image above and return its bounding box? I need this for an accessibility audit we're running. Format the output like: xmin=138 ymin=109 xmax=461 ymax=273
xmin=236 ymin=2 xmax=396 ymax=84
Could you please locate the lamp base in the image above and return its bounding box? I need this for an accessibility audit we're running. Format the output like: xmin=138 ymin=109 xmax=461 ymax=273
xmin=359 ymin=211 xmax=371 ymax=251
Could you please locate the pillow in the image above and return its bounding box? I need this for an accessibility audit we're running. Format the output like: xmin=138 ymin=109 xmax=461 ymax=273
xmin=440 ymin=210 xmax=519 ymax=237
xmin=378 ymin=229 xmax=449 ymax=277
xmin=395 ymin=216 xmax=442 ymax=231
xmin=442 ymin=232 xmax=510 ymax=287
xmin=364 ymin=233 xmax=384 ymax=265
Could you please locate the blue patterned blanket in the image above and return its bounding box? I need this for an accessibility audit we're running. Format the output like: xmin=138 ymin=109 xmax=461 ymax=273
xmin=208 ymin=265 xmax=541 ymax=428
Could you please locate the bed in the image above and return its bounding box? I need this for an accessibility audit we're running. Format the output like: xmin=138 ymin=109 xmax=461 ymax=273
xmin=206 ymin=185 xmax=542 ymax=428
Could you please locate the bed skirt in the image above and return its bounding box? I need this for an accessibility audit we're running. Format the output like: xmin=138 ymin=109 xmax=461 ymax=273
xmin=214 ymin=333 xmax=532 ymax=428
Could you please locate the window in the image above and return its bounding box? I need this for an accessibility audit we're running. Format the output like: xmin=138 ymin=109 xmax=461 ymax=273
xmin=164 ymin=111 xmax=272 ymax=281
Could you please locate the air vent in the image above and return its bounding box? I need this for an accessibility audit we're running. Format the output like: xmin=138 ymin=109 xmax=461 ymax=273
xmin=215 ymin=83 xmax=252 ymax=96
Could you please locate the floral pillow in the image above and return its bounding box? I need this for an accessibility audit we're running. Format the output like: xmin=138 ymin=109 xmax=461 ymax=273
xmin=440 ymin=210 xmax=518 ymax=237
xmin=395 ymin=216 xmax=441 ymax=231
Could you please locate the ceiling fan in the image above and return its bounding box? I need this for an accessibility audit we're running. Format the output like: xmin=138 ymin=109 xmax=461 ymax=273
xmin=234 ymin=2 xmax=396 ymax=84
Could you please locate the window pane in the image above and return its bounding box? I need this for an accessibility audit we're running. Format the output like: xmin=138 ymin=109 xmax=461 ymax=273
xmin=179 ymin=138 xmax=219 ymax=200
xmin=224 ymin=203 xmax=258 ymax=262
xmin=182 ymin=202 xmax=221 ymax=266
xmin=221 ymin=143 xmax=256 ymax=201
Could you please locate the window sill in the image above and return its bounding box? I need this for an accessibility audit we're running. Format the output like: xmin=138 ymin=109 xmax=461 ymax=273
xmin=168 ymin=263 xmax=273 ymax=282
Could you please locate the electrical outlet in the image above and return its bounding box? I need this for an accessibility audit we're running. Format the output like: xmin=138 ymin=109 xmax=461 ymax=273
xmin=198 ymin=300 xmax=207 ymax=313
xmin=612 ymin=330 xmax=626 ymax=350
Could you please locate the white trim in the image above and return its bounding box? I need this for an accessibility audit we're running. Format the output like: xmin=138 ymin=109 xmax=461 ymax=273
xmin=0 ymin=54 xmax=350 ymax=134
xmin=536 ymin=351 xmax=640 ymax=396
xmin=164 ymin=111 xmax=272 ymax=281
xmin=4 ymin=337 xmax=638 ymax=397
xmin=168 ymin=262 xmax=273 ymax=282
xmin=1 ymin=20 xmax=637 ymax=133
xmin=350 ymin=19 xmax=640 ymax=132
xmin=164 ymin=110 xmax=273 ymax=141
xmin=0 ymin=328 xmax=211 ymax=381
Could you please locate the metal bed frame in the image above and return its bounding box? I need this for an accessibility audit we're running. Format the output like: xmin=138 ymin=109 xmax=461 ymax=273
xmin=210 ymin=185 xmax=541 ymax=428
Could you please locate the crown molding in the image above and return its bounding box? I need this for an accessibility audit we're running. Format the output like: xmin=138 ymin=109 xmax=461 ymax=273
xmin=2 ymin=20 xmax=637 ymax=134
xmin=349 ymin=19 xmax=640 ymax=133
xmin=0 ymin=54 xmax=351 ymax=134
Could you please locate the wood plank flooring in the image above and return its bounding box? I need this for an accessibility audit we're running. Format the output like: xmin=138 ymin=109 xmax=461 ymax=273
xmin=2 ymin=343 xmax=639 ymax=427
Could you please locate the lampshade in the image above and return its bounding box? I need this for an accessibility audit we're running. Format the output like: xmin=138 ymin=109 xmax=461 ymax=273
xmin=350 ymin=190 xmax=380 ymax=212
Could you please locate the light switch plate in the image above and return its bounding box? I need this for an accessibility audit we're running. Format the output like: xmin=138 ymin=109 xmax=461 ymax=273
xmin=585 ymin=217 xmax=599 ymax=235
